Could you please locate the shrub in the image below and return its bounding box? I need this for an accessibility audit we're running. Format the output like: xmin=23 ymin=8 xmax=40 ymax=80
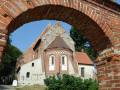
xmin=44 ymin=74 xmax=98 ymax=90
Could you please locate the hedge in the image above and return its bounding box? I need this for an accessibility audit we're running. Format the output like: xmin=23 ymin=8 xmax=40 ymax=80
xmin=44 ymin=74 xmax=98 ymax=90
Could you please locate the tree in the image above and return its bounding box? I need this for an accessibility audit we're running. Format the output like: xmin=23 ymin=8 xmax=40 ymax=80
xmin=70 ymin=27 xmax=97 ymax=60
xmin=111 ymin=0 xmax=116 ymax=3
xmin=0 ymin=37 xmax=22 ymax=84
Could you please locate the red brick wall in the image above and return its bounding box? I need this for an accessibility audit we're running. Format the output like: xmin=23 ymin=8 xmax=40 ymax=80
xmin=44 ymin=48 xmax=73 ymax=76
xmin=0 ymin=0 xmax=119 ymax=52
xmin=96 ymin=55 xmax=120 ymax=90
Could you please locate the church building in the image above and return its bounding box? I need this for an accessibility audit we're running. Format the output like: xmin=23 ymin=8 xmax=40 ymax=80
xmin=16 ymin=22 xmax=96 ymax=85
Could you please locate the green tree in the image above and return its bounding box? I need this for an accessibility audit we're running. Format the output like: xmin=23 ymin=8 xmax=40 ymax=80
xmin=70 ymin=27 xmax=97 ymax=60
xmin=111 ymin=0 xmax=116 ymax=3
xmin=0 ymin=37 xmax=22 ymax=84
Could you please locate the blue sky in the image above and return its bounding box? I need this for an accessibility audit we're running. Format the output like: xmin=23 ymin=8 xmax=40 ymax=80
xmin=11 ymin=20 xmax=71 ymax=52
xmin=11 ymin=0 xmax=120 ymax=52
xmin=117 ymin=0 xmax=120 ymax=4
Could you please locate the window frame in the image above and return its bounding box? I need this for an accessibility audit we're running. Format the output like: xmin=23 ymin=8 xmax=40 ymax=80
xmin=26 ymin=72 xmax=30 ymax=78
xmin=32 ymin=63 xmax=34 ymax=67
xmin=62 ymin=56 xmax=65 ymax=65
xmin=61 ymin=55 xmax=67 ymax=70
xmin=49 ymin=55 xmax=55 ymax=71
xmin=81 ymin=67 xmax=85 ymax=77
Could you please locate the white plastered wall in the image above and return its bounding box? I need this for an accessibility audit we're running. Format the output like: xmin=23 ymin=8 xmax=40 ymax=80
xmin=18 ymin=58 xmax=45 ymax=85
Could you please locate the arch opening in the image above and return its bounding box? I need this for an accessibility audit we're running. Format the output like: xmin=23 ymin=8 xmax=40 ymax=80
xmin=0 ymin=1 xmax=119 ymax=90
xmin=7 ymin=5 xmax=112 ymax=52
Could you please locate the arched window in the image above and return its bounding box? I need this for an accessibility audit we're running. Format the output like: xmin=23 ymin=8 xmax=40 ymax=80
xmin=49 ymin=55 xmax=55 ymax=71
xmin=32 ymin=63 xmax=34 ymax=67
xmin=62 ymin=56 xmax=65 ymax=65
xmin=26 ymin=72 xmax=30 ymax=78
xmin=61 ymin=55 xmax=67 ymax=70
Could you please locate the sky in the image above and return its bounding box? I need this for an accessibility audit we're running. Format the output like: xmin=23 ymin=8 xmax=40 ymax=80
xmin=117 ymin=0 xmax=120 ymax=4
xmin=11 ymin=20 xmax=71 ymax=52
xmin=11 ymin=0 xmax=120 ymax=52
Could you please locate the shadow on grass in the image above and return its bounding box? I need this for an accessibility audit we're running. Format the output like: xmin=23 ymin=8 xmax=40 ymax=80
xmin=0 ymin=85 xmax=15 ymax=90
xmin=0 ymin=85 xmax=8 ymax=89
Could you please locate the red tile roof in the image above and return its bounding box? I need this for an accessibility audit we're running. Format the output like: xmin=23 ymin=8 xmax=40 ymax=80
xmin=74 ymin=52 xmax=93 ymax=65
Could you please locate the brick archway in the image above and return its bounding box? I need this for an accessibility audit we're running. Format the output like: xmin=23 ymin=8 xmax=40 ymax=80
xmin=0 ymin=0 xmax=120 ymax=89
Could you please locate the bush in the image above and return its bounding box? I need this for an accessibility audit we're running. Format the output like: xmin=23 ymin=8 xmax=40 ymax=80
xmin=44 ymin=74 xmax=98 ymax=90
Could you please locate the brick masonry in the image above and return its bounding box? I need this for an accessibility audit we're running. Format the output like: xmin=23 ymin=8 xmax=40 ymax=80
xmin=44 ymin=48 xmax=73 ymax=76
xmin=96 ymin=55 xmax=120 ymax=90
xmin=0 ymin=0 xmax=120 ymax=89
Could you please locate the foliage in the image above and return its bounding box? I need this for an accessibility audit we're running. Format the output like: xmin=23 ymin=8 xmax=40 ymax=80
xmin=70 ymin=27 xmax=97 ymax=60
xmin=44 ymin=74 xmax=98 ymax=90
xmin=111 ymin=0 xmax=117 ymax=2
xmin=0 ymin=37 xmax=22 ymax=84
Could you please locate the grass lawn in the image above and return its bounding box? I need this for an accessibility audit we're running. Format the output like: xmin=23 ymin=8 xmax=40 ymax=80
xmin=16 ymin=85 xmax=47 ymax=90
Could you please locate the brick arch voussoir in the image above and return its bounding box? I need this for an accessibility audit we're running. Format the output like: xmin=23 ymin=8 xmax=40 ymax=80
xmin=55 ymin=0 xmax=115 ymax=47
xmin=58 ymin=0 xmax=115 ymax=47
xmin=72 ymin=1 xmax=115 ymax=47
xmin=0 ymin=0 xmax=116 ymax=56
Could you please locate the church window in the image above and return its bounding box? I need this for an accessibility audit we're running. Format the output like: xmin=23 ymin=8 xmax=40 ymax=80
xmin=61 ymin=55 xmax=67 ymax=70
xmin=49 ymin=55 xmax=55 ymax=70
xmin=26 ymin=72 xmax=30 ymax=78
xmin=62 ymin=56 xmax=65 ymax=65
xmin=32 ymin=63 xmax=34 ymax=67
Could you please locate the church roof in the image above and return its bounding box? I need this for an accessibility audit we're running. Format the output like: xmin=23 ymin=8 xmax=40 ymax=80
xmin=46 ymin=36 xmax=71 ymax=50
xmin=74 ymin=52 xmax=93 ymax=65
xmin=31 ymin=21 xmax=65 ymax=50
